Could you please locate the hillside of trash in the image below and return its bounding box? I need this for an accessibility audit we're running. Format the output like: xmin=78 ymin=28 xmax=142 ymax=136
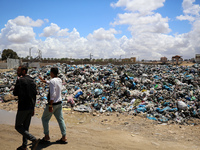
xmin=0 ymin=63 xmax=200 ymax=125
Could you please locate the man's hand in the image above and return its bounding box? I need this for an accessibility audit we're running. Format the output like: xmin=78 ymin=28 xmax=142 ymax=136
xmin=39 ymin=76 xmax=43 ymax=80
xmin=39 ymin=76 xmax=48 ymax=84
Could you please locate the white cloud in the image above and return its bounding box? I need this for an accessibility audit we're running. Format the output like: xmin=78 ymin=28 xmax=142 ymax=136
xmin=182 ymin=0 xmax=200 ymax=16
xmin=112 ymin=13 xmax=170 ymax=35
xmin=0 ymin=0 xmax=200 ymax=60
xmin=0 ymin=16 xmax=42 ymax=57
xmin=0 ymin=19 xmax=35 ymax=44
xmin=177 ymin=0 xmax=200 ymax=22
xmin=109 ymin=0 xmax=199 ymax=60
xmin=188 ymin=19 xmax=200 ymax=53
xmin=44 ymin=19 xmax=49 ymax=23
xmin=13 ymin=16 xmax=44 ymax=27
xmin=39 ymin=28 xmax=87 ymax=58
xmin=39 ymin=23 xmax=60 ymax=37
xmin=175 ymin=0 xmax=200 ymax=57
xmin=111 ymin=0 xmax=170 ymax=36
xmin=87 ymin=28 xmax=118 ymax=41
xmin=68 ymin=28 xmax=81 ymax=40
xmin=111 ymin=0 xmax=165 ymax=15
xmin=57 ymin=29 xmax=69 ymax=36
xmin=176 ymin=15 xmax=195 ymax=21
xmin=39 ymin=23 xmax=70 ymax=37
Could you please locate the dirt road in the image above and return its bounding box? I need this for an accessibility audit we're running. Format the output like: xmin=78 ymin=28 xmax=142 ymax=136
xmin=0 ymin=101 xmax=200 ymax=150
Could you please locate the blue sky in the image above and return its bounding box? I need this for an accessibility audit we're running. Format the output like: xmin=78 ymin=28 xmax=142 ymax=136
xmin=0 ymin=0 xmax=200 ymax=60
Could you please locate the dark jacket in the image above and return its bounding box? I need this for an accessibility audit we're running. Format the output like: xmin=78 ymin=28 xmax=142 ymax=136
xmin=13 ymin=75 xmax=37 ymax=111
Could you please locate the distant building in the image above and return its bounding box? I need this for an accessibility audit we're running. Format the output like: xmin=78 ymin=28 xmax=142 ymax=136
xmin=172 ymin=55 xmax=183 ymax=65
xmin=130 ymin=57 xmax=136 ymax=62
xmin=160 ymin=57 xmax=168 ymax=63
xmin=122 ymin=57 xmax=136 ymax=63
xmin=195 ymin=54 xmax=200 ymax=63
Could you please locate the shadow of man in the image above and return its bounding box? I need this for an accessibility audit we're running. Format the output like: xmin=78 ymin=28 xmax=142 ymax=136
xmin=28 ymin=141 xmax=68 ymax=150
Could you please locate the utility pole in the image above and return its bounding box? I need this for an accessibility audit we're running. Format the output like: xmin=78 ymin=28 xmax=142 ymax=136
xmin=29 ymin=47 xmax=33 ymax=60
xmin=120 ymin=55 xmax=122 ymax=61
xmin=90 ymin=53 xmax=93 ymax=61
xmin=38 ymin=49 xmax=42 ymax=61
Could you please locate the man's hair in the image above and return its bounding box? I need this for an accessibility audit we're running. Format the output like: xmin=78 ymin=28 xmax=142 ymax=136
xmin=20 ymin=65 xmax=28 ymax=74
xmin=51 ymin=67 xmax=59 ymax=76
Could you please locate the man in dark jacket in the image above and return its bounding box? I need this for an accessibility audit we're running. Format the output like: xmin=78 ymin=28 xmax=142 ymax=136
xmin=13 ymin=66 xmax=40 ymax=150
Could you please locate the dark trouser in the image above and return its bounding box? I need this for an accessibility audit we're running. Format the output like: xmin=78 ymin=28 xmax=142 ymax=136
xmin=15 ymin=110 xmax=36 ymax=148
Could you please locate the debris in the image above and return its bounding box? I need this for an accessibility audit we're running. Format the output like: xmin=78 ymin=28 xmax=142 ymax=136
xmin=0 ymin=63 xmax=200 ymax=125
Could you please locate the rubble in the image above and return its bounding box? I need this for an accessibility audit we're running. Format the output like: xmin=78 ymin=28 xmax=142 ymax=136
xmin=0 ymin=63 xmax=200 ymax=125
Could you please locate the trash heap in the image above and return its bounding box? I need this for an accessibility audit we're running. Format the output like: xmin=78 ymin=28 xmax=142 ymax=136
xmin=0 ymin=63 xmax=200 ymax=125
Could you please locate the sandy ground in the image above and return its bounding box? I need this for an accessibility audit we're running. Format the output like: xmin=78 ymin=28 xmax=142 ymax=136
xmin=0 ymin=101 xmax=200 ymax=150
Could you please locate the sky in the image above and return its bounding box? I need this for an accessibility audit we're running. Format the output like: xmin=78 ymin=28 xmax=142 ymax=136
xmin=0 ymin=0 xmax=200 ymax=60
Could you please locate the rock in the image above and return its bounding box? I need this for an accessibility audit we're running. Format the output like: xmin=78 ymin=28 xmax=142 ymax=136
xmin=124 ymin=122 xmax=129 ymax=125
xmin=151 ymin=141 xmax=160 ymax=146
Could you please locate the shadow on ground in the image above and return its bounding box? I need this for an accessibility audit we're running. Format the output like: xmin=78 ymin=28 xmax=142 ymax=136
xmin=28 ymin=141 xmax=68 ymax=150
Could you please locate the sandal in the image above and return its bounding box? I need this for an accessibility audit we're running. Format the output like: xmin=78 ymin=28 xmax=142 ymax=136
xmin=56 ymin=138 xmax=68 ymax=144
xmin=40 ymin=137 xmax=50 ymax=144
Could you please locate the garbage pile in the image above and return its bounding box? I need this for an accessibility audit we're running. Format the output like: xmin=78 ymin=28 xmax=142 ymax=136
xmin=0 ymin=63 xmax=200 ymax=125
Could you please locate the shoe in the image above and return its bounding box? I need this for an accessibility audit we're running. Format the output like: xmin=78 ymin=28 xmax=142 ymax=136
xmin=40 ymin=137 xmax=50 ymax=144
xmin=31 ymin=139 xmax=40 ymax=150
xmin=56 ymin=138 xmax=68 ymax=144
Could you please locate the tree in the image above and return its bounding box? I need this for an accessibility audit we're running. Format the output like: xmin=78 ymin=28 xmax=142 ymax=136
xmin=83 ymin=58 xmax=90 ymax=62
xmin=1 ymin=49 xmax=19 ymax=60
